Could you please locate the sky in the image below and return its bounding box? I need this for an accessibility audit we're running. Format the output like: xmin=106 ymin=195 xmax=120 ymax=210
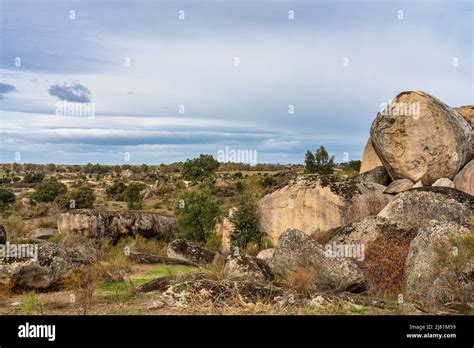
xmin=0 ymin=0 xmax=472 ymax=165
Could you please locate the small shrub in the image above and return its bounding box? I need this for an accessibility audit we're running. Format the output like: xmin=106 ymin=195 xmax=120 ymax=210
xmin=21 ymin=291 xmax=43 ymax=315
xmin=283 ymin=266 xmax=317 ymax=295
xmin=31 ymin=178 xmax=67 ymax=203
xmin=67 ymin=263 xmax=104 ymax=315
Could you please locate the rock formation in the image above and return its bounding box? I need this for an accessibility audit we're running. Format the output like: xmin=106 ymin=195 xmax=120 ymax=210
xmin=378 ymin=187 xmax=473 ymax=227
xmin=57 ymin=209 xmax=178 ymax=243
xmin=370 ymin=91 xmax=472 ymax=185
xmin=0 ymin=239 xmax=90 ymax=291
xmin=257 ymin=176 xmax=393 ymax=243
xmin=271 ymin=228 xmax=367 ymax=292
xmin=404 ymin=221 xmax=473 ymax=305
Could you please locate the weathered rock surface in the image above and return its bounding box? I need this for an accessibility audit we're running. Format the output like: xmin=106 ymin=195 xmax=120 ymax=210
xmin=454 ymin=160 xmax=473 ymax=196
xmin=322 ymin=216 xmax=416 ymax=248
xmin=370 ymin=91 xmax=473 ymax=185
xmin=455 ymin=105 xmax=474 ymax=126
xmin=57 ymin=209 xmax=178 ymax=243
xmin=378 ymin=187 xmax=473 ymax=227
xmin=432 ymin=178 xmax=455 ymax=188
xmin=226 ymin=254 xmax=273 ymax=281
xmin=404 ymin=221 xmax=473 ymax=305
xmin=271 ymin=229 xmax=367 ymax=292
xmin=27 ymin=228 xmax=57 ymax=240
xmin=353 ymin=166 xmax=390 ymax=186
xmin=0 ymin=240 xmax=90 ymax=291
xmin=257 ymin=176 xmax=393 ymax=243
xmin=0 ymin=224 xmax=6 ymax=245
xmin=413 ymin=180 xmax=423 ymax=188
xmin=215 ymin=208 xmax=236 ymax=254
xmin=384 ymin=179 xmax=414 ymax=194
xmin=360 ymin=138 xmax=384 ymax=173
xmin=167 ymin=239 xmax=217 ymax=266
xmin=256 ymin=248 xmax=275 ymax=268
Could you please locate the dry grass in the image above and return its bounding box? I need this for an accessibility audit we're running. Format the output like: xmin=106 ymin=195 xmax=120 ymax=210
xmin=282 ymin=266 xmax=317 ymax=296
xmin=361 ymin=230 xmax=416 ymax=295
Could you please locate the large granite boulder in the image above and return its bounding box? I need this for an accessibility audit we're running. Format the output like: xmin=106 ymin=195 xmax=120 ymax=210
xmin=57 ymin=209 xmax=178 ymax=243
xmin=404 ymin=221 xmax=473 ymax=305
xmin=454 ymin=160 xmax=473 ymax=196
xmin=167 ymin=239 xmax=217 ymax=266
xmin=0 ymin=239 xmax=90 ymax=291
xmin=257 ymin=176 xmax=393 ymax=243
xmin=271 ymin=228 xmax=367 ymax=293
xmin=370 ymin=91 xmax=472 ymax=185
xmin=378 ymin=187 xmax=473 ymax=227
xmin=321 ymin=216 xmax=417 ymax=248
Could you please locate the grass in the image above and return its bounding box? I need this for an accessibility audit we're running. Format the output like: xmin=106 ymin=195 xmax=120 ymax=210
xmin=96 ymin=264 xmax=197 ymax=301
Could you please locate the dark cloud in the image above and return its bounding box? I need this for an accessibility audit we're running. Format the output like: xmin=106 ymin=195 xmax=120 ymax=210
xmin=48 ymin=82 xmax=91 ymax=103
xmin=0 ymin=82 xmax=16 ymax=100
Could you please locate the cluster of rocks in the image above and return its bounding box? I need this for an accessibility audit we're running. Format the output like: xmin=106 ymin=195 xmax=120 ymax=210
xmin=249 ymin=91 xmax=474 ymax=305
xmin=57 ymin=209 xmax=178 ymax=243
xmin=0 ymin=226 xmax=90 ymax=291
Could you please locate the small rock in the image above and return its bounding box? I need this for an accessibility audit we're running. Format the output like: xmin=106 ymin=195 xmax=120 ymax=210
xmin=413 ymin=180 xmax=423 ymax=188
xmin=384 ymin=179 xmax=414 ymax=194
xmin=432 ymin=178 xmax=455 ymax=188
xmin=147 ymin=300 xmax=165 ymax=310
xmin=226 ymin=254 xmax=273 ymax=282
xmin=454 ymin=160 xmax=473 ymax=196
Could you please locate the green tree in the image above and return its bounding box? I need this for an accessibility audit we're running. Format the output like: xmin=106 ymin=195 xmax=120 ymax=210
xmin=124 ymin=182 xmax=146 ymax=209
xmin=314 ymin=145 xmax=335 ymax=175
xmin=0 ymin=188 xmax=15 ymax=210
xmin=229 ymin=195 xmax=263 ymax=250
xmin=305 ymin=150 xmax=316 ymax=173
xmin=31 ymin=178 xmax=67 ymax=203
xmin=174 ymin=187 xmax=222 ymax=243
xmin=57 ymin=185 xmax=96 ymax=209
xmin=181 ymin=154 xmax=220 ymax=181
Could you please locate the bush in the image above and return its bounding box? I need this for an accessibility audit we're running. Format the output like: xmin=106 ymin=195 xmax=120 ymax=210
xmin=174 ymin=186 xmax=222 ymax=243
xmin=57 ymin=185 xmax=96 ymax=209
xmin=23 ymin=172 xmax=44 ymax=183
xmin=229 ymin=195 xmax=264 ymax=251
xmin=106 ymin=180 xmax=127 ymax=201
xmin=124 ymin=182 xmax=146 ymax=209
xmin=181 ymin=154 xmax=220 ymax=181
xmin=283 ymin=266 xmax=317 ymax=295
xmin=31 ymin=178 xmax=67 ymax=203
xmin=259 ymin=176 xmax=276 ymax=188
xmin=0 ymin=188 xmax=15 ymax=210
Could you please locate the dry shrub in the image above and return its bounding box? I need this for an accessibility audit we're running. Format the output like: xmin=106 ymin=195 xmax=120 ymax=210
xmin=361 ymin=230 xmax=416 ymax=295
xmin=66 ymin=263 xmax=104 ymax=315
xmin=131 ymin=235 xmax=167 ymax=256
xmin=244 ymin=242 xmax=260 ymax=256
xmin=203 ymin=254 xmax=229 ymax=281
xmin=0 ymin=215 xmax=28 ymax=238
xmin=283 ymin=266 xmax=317 ymax=295
xmin=0 ymin=283 xmax=12 ymax=304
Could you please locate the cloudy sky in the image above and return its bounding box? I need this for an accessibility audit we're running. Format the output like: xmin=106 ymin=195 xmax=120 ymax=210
xmin=0 ymin=0 xmax=472 ymax=165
